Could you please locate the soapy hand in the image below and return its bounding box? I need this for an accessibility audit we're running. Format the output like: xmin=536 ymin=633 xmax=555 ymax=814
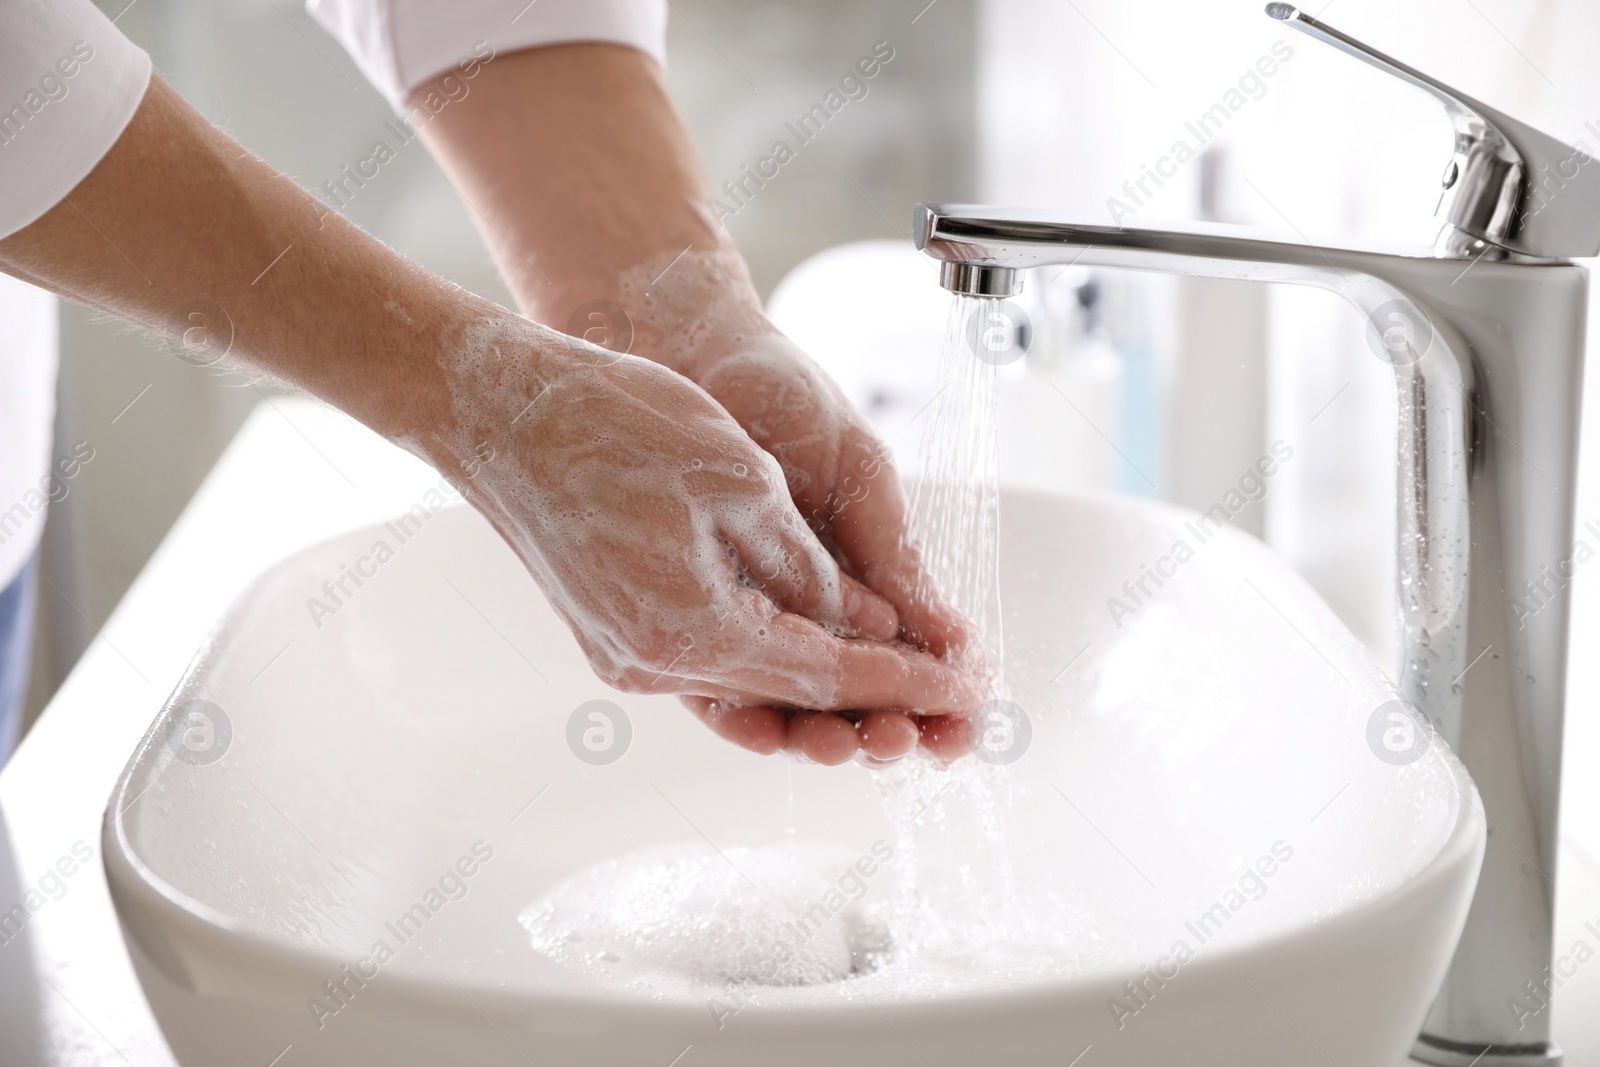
xmin=609 ymin=249 xmax=984 ymax=763
xmin=679 ymin=336 xmax=984 ymax=764
xmin=406 ymin=316 xmax=982 ymax=764
xmin=403 ymin=42 xmax=982 ymax=760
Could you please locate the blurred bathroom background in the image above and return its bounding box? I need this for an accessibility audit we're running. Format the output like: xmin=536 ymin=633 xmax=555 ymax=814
xmin=29 ymin=0 xmax=1600 ymax=726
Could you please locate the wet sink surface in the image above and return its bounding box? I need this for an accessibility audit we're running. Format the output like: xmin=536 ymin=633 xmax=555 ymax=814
xmin=104 ymin=489 xmax=1483 ymax=1066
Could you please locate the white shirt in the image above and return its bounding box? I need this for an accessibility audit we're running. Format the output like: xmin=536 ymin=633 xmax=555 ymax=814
xmin=0 ymin=0 xmax=150 ymax=589
xmin=0 ymin=273 xmax=59 ymax=587
xmin=308 ymin=0 xmax=666 ymax=108
xmin=0 ymin=0 xmax=664 ymax=590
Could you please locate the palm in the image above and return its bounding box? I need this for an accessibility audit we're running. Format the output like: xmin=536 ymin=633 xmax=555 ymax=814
xmin=688 ymin=330 xmax=980 ymax=762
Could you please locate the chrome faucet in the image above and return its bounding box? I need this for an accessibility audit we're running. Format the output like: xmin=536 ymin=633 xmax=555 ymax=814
xmin=916 ymin=6 xmax=1597 ymax=1065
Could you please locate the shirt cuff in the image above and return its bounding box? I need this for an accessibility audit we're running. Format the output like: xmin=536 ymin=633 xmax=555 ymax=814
xmin=307 ymin=0 xmax=668 ymax=110
xmin=0 ymin=0 xmax=153 ymax=240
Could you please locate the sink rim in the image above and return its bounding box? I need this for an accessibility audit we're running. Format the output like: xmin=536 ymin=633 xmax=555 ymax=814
xmin=101 ymin=492 xmax=1487 ymax=1023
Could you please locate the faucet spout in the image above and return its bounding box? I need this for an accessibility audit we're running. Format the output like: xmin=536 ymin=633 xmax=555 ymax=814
xmin=915 ymin=202 xmax=1583 ymax=1066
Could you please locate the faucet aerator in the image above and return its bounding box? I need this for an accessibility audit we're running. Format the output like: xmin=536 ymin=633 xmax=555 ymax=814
xmin=939 ymin=261 xmax=1022 ymax=299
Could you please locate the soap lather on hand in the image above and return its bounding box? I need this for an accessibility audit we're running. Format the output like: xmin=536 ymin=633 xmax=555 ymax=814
xmin=406 ymin=41 xmax=987 ymax=764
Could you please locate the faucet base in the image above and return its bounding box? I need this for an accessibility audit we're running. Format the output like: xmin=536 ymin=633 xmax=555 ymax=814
xmin=1411 ymin=1034 xmax=1563 ymax=1067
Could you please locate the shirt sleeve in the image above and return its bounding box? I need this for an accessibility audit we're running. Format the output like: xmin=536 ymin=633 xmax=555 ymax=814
xmin=0 ymin=0 xmax=153 ymax=240
xmin=306 ymin=0 xmax=668 ymax=110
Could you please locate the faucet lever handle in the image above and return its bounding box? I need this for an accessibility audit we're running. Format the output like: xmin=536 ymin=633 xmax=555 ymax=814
xmin=1266 ymin=3 xmax=1600 ymax=259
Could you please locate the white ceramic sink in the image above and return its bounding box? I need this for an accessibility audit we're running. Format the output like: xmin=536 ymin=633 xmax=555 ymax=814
xmin=104 ymin=489 xmax=1483 ymax=1066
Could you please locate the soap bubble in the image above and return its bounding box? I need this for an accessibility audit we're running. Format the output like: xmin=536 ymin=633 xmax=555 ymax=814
xmin=964 ymin=299 xmax=1031 ymax=366
xmin=165 ymin=699 xmax=232 ymax=766
xmin=168 ymin=300 xmax=234 ymax=367
xmin=1366 ymin=698 xmax=1432 ymax=765
xmin=1364 ymin=299 xmax=1433 ymax=367
xmin=565 ymin=300 xmax=633 ymax=362
xmin=968 ymin=699 xmax=1031 ymax=765
xmin=520 ymin=842 xmax=889 ymax=990
xmin=567 ymin=699 xmax=632 ymax=765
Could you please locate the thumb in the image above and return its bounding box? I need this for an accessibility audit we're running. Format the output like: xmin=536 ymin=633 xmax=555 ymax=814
xmin=717 ymin=506 xmax=899 ymax=641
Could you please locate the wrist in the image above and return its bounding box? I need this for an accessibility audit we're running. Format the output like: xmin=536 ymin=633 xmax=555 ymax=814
xmin=382 ymin=299 xmax=593 ymax=485
xmin=579 ymin=243 xmax=774 ymax=385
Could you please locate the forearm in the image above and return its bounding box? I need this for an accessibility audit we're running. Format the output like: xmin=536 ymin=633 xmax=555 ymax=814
xmin=0 ymin=76 xmax=503 ymax=440
xmin=412 ymin=43 xmax=768 ymax=380
xmin=0 ymin=60 xmax=979 ymax=755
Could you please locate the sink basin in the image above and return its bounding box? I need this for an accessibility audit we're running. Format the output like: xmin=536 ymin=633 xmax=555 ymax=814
xmin=104 ymin=488 xmax=1483 ymax=1066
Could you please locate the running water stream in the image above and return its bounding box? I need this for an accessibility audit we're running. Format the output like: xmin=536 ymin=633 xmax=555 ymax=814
xmin=905 ymin=295 xmax=1009 ymax=683
xmin=873 ymin=294 xmax=1020 ymax=967
xmin=518 ymin=295 xmax=1094 ymax=997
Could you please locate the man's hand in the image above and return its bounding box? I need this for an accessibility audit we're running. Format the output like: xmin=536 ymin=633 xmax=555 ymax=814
xmin=414 ymin=317 xmax=982 ymax=764
xmin=413 ymin=42 xmax=985 ymax=760
xmin=612 ymin=258 xmax=987 ymax=764
xmin=638 ymin=285 xmax=975 ymax=661
xmin=693 ymin=333 xmax=987 ymax=763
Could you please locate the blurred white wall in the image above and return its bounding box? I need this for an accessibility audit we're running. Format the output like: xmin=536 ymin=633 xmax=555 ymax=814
xmin=666 ymin=0 xmax=976 ymax=296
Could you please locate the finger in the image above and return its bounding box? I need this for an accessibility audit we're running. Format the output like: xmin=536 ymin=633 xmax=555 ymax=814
xmin=671 ymin=588 xmax=981 ymax=718
xmin=680 ymin=696 xmax=786 ymax=755
xmin=703 ymin=611 xmax=983 ymax=715
xmin=840 ymin=573 xmax=899 ymax=641
xmin=858 ymin=710 xmax=920 ymax=762
xmin=716 ymin=506 xmax=898 ymax=640
xmin=832 ymin=634 xmax=984 ymax=716
xmin=786 ymin=712 xmax=860 ymax=766
xmin=683 ymin=696 xmax=880 ymax=766
xmin=825 ymin=431 xmax=980 ymax=658
xmin=917 ymin=714 xmax=975 ymax=761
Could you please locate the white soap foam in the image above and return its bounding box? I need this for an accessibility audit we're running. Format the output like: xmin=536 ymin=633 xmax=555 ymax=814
xmin=520 ymin=842 xmax=890 ymax=993
xmin=518 ymin=834 xmax=1128 ymax=1004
